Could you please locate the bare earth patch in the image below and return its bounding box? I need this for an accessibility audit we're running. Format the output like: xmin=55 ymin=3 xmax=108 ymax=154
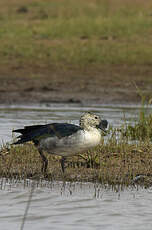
xmin=1 ymin=64 xmax=152 ymax=105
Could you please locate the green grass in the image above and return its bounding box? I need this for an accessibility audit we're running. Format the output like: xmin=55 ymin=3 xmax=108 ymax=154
xmin=121 ymin=88 xmax=152 ymax=140
xmin=121 ymin=105 xmax=152 ymax=141
xmin=123 ymin=115 xmax=152 ymax=141
xmin=0 ymin=0 xmax=152 ymax=67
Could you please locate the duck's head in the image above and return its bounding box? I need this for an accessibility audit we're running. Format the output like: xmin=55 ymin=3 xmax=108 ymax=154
xmin=79 ymin=112 xmax=108 ymax=132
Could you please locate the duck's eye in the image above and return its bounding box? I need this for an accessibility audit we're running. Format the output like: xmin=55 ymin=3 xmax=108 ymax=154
xmin=95 ymin=116 xmax=98 ymax=119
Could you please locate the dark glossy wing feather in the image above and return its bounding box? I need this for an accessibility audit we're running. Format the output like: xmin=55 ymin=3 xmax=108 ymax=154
xmin=13 ymin=123 xmax=81 ymax=145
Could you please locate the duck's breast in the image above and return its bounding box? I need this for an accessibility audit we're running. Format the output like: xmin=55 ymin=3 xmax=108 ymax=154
xmin=83 ymin=129 xmax=101 ymax=148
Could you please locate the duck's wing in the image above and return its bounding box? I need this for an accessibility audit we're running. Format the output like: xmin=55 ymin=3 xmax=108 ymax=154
xmin=13 ymin=123 xmax=82 ymax=145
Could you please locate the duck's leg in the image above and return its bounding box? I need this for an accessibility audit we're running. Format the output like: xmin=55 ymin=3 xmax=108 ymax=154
xmin=60 ymin=157 xmax=66 ymax=173
xmin=38 ymin=149 xmax=48 ymax=173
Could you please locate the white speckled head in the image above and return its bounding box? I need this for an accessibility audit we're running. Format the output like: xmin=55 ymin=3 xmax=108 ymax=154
xmin=79 ymin=112 xmax=101 ymax=130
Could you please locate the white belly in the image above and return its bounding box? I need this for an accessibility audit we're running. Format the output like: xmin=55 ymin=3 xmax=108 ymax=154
xmin=39 ymin=129 xmax=101 ymax=157
xmin=82 ymin=129 xmax=101 ymax=148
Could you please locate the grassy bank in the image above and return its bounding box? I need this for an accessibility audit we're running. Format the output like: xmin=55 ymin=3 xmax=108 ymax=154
xmin=0 ymin=0 xmax=152 ymax=67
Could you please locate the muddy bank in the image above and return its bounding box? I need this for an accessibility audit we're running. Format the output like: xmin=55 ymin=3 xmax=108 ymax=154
xmin=1 ymin=64 xmax=152 ymax=105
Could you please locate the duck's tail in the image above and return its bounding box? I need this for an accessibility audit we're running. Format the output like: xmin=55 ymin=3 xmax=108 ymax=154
xmin=12 ymin=125 xmax=46 ymax=145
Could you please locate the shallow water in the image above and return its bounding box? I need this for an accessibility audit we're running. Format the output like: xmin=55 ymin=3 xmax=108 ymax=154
xmin=0 ymin=103 xmax=152 ymax=230
xmin=1 ymin=179 xmax=152 ymax=230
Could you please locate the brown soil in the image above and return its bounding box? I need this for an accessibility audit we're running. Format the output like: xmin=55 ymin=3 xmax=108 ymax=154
xmin=1 ymin=63 xmax=152 ymax=105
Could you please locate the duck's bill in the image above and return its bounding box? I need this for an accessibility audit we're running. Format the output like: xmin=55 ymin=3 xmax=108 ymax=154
xmin=98 ymin=120 xmax=108 ymax=133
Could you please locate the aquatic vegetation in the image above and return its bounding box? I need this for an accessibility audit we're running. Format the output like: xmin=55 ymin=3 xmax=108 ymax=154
xmin=121 ymin=91 xmax=152 ymax=140
xmin=122 ymin=114 xmax=152 ymax=140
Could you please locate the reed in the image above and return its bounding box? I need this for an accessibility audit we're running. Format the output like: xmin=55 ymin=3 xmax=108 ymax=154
xmin=121 ymin=88 xmax=152 ymax=141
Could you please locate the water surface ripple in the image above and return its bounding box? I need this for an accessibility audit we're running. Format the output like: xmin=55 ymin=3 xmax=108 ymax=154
xmin=0 ymin=180 xmax=152 ymax=230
